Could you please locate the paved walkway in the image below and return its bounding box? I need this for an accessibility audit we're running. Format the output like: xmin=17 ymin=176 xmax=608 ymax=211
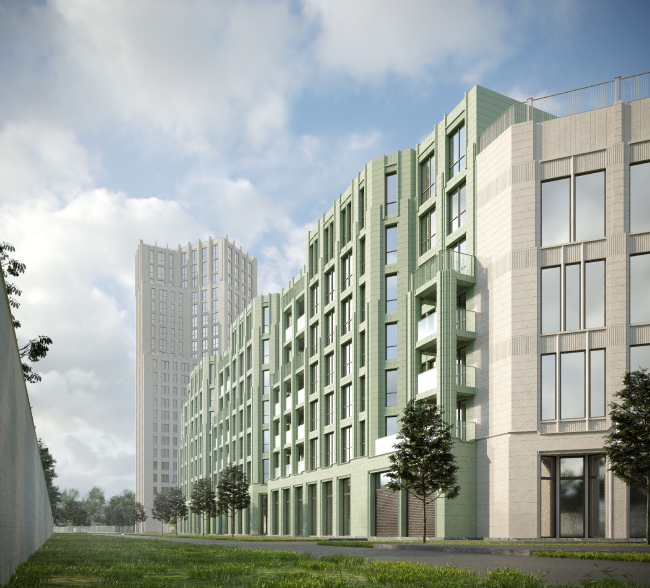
xmin=114 ymin=534 xmax=650 ymax=586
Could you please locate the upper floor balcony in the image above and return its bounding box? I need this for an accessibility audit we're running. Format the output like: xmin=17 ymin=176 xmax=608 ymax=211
xmin=456 ymin=309 xmax=476 ymax=341
xmin=415 ymin=251 xmax=476 ymax=296
xmin=418 ymin=367 xmax=437 ymax=396
xmin=296 ymin=314 xmax=305 ymax=333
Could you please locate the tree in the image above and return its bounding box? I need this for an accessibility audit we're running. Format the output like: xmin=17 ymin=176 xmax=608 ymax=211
xmin=83 ymin=487 xmax=106 ymax=525
xmin=190 ymin=478 xmax=217 ymax=535
xmin=167 ymin=487 xmax=188 ymax=534
xmin=216 ymin=464 xmax=251 ymax=537
xmin=134 ymin=501 xmax=148 ymax=527
xmin=152 ymin=492 xmax=172 ymax=535
xmin=104 ymin=490 xmax=137 ymax=526
xmin=58 ymin=489 xmax=89 ymax=526
xmin=38 ymin=438 xmax=61 ymax=520
xmin=0 ymin=242 xmax=53 ymax=383
xmin=604 ymin=368 xmax=650 ymax=544
xmin=386 ymin=400 xmax=460 ymax=543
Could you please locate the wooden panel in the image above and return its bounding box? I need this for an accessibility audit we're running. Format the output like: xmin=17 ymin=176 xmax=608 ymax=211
xmin=375 ymin=488 xmax=399 ymax=537
xmin=407 ymin=492 xmax=435 ymax=538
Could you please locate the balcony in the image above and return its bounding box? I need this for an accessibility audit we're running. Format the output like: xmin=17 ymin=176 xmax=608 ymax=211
xmin=226 ymin=379 xmax=230 ymax=391
xmin=454 ymin=420 xmax=475 ymax=441
xmin=456 ymin=365 xmax=476 ymax=389
xmin=286 ymin=464 xmax=292 ymax=476
xmin=297 ymin=388 xmax=305 ymax=405
xmin=274 ymin=434 xmax=280 ymax=448
xmin=296 ymin=315 xmax=305 ymax=333
xmin=285 ymin=324 xmax=293 ymax=342
xmin=297 ymin=424 xmax=304 ymax=440
xmin=418 ymin=313 xmax=437 ymax=340
xmin=375 ymin=434 xmax=398 ymax=456
xmin=220 ymin=385 xmax=224 ymax=396
xmin=294 ymin=350 xmax=305 ymax=370
xmin=418 ymin=368 xmax=437 ymax=395
xmin=298 ymin=460 xmax=305 ymax=474
xmin=274 ymin=467 xmax=280 ymax=479
xmin=456 ymin=309 xmax=476 ymax=341
xmin=274 ymin=403 xmax=280 ymax=417
xmin=285 ymin=429 xmax=292 ymax=444
xmin=285 ymin=396 xmax=291 ymax=411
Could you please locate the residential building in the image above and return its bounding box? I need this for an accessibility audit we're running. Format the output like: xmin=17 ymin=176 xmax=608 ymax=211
xmin=178 ymin=73 xmax=650 ymax=539
xmin=135 ymin=237 xmax=257 ymax=532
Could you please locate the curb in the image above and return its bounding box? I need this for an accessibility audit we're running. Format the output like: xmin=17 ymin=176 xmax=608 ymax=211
xmin=372 ymin=544 xmax=532 ymax=556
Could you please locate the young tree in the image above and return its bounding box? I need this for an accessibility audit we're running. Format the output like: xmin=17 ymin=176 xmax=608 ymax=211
xmin=58 ymin=489 xmax=89 ymax=526
xmin=190 ymin=478 xmax=217 ymax=535
xmin=152 ymin=492 xmax=172 ymax=534
xmin=105 ymin=490 xmax=137 ymax=525
xmin=386 ymin=400 xmax=460 ymax=543
xmin=216 ymin=464 xmax=251 ymax=537
xmin=167 ymin=487 xmax=188 ymax=534
xmin=83 ymin=486 xmax=106 ymax=525
xmin=38 ymin=438 xmax=61 ymax=521
xmin=0 ymin=242 xmax=52 ymax=383
xmin=134 ymin=501 xmax=148 ymax=527
xmin=604 ymin=368 xmax=650 ymax=544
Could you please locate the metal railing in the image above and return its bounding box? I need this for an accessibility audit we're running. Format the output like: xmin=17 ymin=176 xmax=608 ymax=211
xmin=414 ymin=254 xmax=439 ymax=290
xmin=417 ymin=313 xmax=437 ymax=340
xmin=456 ymin=309 xmax=475 ymax=332
xmin=454 ymin=420 xmax=475 ymax=442
xmin=418 ymin=368 xmax=437 ymax=394
xmin=456 ymin=365 xmax=476 ymax=387
xmin=479 ymin=72 xmax=650 ymax=153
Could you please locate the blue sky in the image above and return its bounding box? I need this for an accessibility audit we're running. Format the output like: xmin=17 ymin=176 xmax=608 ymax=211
xmin=0 ymin=0 xmax=648 ymax=499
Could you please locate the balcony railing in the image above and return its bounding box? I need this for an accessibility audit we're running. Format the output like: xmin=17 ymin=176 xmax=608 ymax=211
xmin=226 ymin=379 xmax=230 ymax=390
xmin=414 ymin=254 xmax=439 ymax=290
xmin=456 ymin=309 xmax=475 ymax=332
xmin=418 ymin=313 xmax=437 ymax=340
xmin=297 ymin=388 xmax=304 ymax=404
xmin=294 ymin=351 xmax=305 ymax=369
xmin=285 ymin=430 xmax=292 ymax=444
xmin=454 ymin=420 xmax=475 ymax=441
xmin=297 ymin=460 xmax=305 ymax=474
xmin=274 ymin=434 xmax=280 ymax=448
xmin=446 ymin=251 xmax=474 ymax=277
xmin=285 ymin=324 xmax=293 ymax=342
xmin=456 ymin=365 xmax=476 ymax=388
xmin=285 ymin=396 xmax=291 ymax=411
xmin=282 ymin=361 xmax=292 ymax=379
xmin=274 ymin=403 xmax=280 ymax=417
xmin=297 ymin=424 xmax=304 ymax=440
xmin=274 ymin=467 xmax=280 ymax=478
xmin=286 ymin=464 xmax=292 ymax=476
xmin=296 ymin=315 xmax=305 ymax=333
xmin=418 ymin=368 xmax=437 ymax=394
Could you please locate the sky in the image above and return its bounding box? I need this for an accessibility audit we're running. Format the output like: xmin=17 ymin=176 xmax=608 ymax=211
xmin=1 ymin=0 xmax=649 ymax=500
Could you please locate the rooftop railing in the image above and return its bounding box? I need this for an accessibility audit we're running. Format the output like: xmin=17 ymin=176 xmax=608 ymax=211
xmin=479 ymin=71 xmax=650 ymax=153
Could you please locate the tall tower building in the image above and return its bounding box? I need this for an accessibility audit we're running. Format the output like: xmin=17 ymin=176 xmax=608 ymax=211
xmin=135 ymin=236 xmax=257 ymax=531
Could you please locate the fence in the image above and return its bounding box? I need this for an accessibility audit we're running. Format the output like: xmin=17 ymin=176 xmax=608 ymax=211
xmin=54 ymin=526 xmax=135 ymax=534
xmin=479 ymin=71 xmax=650 ymax=153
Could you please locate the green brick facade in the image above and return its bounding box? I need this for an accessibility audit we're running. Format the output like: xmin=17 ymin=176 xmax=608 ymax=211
xmin=178 ymin=86 xmax=518 ymax=538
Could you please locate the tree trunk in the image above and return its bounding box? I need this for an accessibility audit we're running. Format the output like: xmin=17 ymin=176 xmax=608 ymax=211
xmin=646 ymin=478 xmax=649 ymax=546
xmin=423 ymin=497 xmax=427 ymax=544
xmin=231 ymin=507 xmax=235 ymax=537
xmin=162 ymin=520 xmax=164 ymax=535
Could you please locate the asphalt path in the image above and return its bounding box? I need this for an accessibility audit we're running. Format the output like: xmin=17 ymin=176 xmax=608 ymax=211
xmin=111 ymin=534 xmax=650 ymax=586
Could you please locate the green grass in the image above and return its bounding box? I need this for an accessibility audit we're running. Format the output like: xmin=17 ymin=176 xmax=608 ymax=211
xmin=138 ymin=533 xmax=322 ymax=543
xmin=4 ymin=534 xmax=649 ymax=588
xmin=534 ymin=550 xmax=650 ymax=563
xmin=316 ymin=542 xmax=374 ymax=548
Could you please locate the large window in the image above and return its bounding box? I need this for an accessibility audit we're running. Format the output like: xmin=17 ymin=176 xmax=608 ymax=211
xmin=310 ymin=284 xmax=319 ymax=316
xmin=420 ymin=153 xmax=435 ymax=205
xmin=359 ymin=238 xmax=366 ymax=275
xmin=341 ymin=384 xmax=352 ymax=419
xmin=325 ymin=269 xmax=335 ymax=304
xmin=325 ymin=393 xmax=334 ymax=425
xmin=386 ymin=324 xmax=397 ymax=360
xmin=386 ymin=227 xmax=397 ymax=264
xmin=448 ymin=185 xmax=466 ymax=233
xmin=325 ymin=433 xmax=334 ymax=467
xmin=325 ymin=312 xmax=334 ymax=346
xmin=542 ymin=267 xmax=561 ymax=333
xmin=341 ymin=253 xmax=352 ymax=291
xmin=386 ymin=416 xmax=397 ymax=437
xmin=631 ymin=344 xmax=650 ymax=371
xmin=386 ymin=275 xmax=397 ymax=313
xmin=386 ymin=370 xmax=397 ymax=407
xmin=631 ymin=162 xmax=650 ymax=233
xmin=386 ymin=173 xmax=397 ymax=215
xmin=325 ymin=352 xmax=334 ymax=385
xmin=449 ymin=125 xmax=465 ymax=178
xmin=263 ymin=340 xmax=269 ymax=364
xmin=341 ymin=427 xmax=352 ymax=463
xmin=341 ymin=342 xmax=352 ymax=377
xmin=630 ymin=253 xmax=650 ymax=324
xmin=341 ymin=297 xmax=353 ymax=335
xmin=561 ymin=351 xmax=585 ymax=419
xmin=420 ymin=208 xmax=435 ymax=255
xmin=542 ymin=172 xmax=605 ymax=247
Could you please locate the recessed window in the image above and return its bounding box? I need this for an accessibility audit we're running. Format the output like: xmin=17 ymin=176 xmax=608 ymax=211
xmin=386 ymin=323 xmax=397 ymax=360
xmin=575 ymin=172 xmax=605 ymax=241
xmin=386 ymin=173 xmax=397 ymax=215
xmin=421 ymin=153 xmax=435 ymax=205
xmin=448 ymin=185 xmax=466 ymax=233
xmin=449 ymin=125 xmax=465 ymax=177
xmin=341 ymin=385 xmax=352 ymax=419
xmin=341 ymin=426 xmax=352 ymax=463
xmin=386 ymin=227 xmax=397 ymax=264
xmin=631 ymin=162 xmax=650 ymax=233
xmin=341 ymin=342 xmax=352 ymax=377
xmin=420 ymin=208 xmax=436 ymax=255
xmin=385 ymin=416 xmax=397 ymax=437
xmin=341 ymin=297 xmax=353 ymax=335
xmin=341 ymin=253 xmax=353 ymax=291
xmin=386 ymin=275 xmax=397 ymax=313
xmin=631 ymin=253 xmax=650 ymax=324
xmin=386 ymin=369 xmax=397 ymax=407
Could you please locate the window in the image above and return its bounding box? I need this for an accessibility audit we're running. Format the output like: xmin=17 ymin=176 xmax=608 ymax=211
xmin=263 ymin=340 xmax=270 ymax=364
xmin=448 ymin=185 xmax=466 ymax=233
xmin=631 ymin=254 xmax=650 ymax=324
xmin=309 ymin=239 xmax=319 ymax=278
xmin=386 ymin=416 xmax=397 ymax=437
xmin=325 ymin=393 xmax=334 ymax=425
xmin=561 ymin=351 xmax=585 ymax=419
xmin=263 ymin=430 xmax=270 ymax=453
xmin=325 ymin=433 xmax=334 ymax=466
xmin=310 ymin=284 xmax=319 ymax=316
xmin=263 ymin=459 xmax=269 ymax=484
xmin=386 ymin=275 xmax=397 ymax=313
xmin=575 ymin=172 xmax=605 ymax=241
xmin=341 ymin=297 xmax=352 ymax=335
xmin=359 ymin=331 xmax=365 ymax=367
xmin=385 ymin=369 xmax=398 ymax=407
xmin=341 ymin=384 xmax=352 ymax=419
xmin=340 ymin=202 xmax=352 ymax=246
xmin=386 ymin=324 xmax=397 ymax=360
xmin=584 ymin=261 xmax=605 ymax=328
xmin=310 ymin=400 xmax=319 ymax=431
xmin=631 ymin=345 xmax=650 ymax=371
xmin=449 ymin=125 xmax=465 ymax=177
xmin=542 ymin=267 xmax=561 ymax=334
xmin=341 ymin=427 xmax=352 ymax=463
xmin=310 ymin=324 xmax=319 ymax=357
xmin=310 ymin=362 xmax=319 ymax=394
xmin=385 ymin=173 xmax=397 ymax=215
xmin=359 ymin=238 xmax=366 ymax=276
xmin=359 ymin=376 xmax=365 ymax=412
xmin=341 ymin=253 xmax=352 ymax=290
xmin=263 ymin=370 xmax=270 ymax=395
xmin=359 ymin=285 xmax=366 ymax=323
xmin=386 ymin=226 xmax=397 ymax=264
xmin=359 ymin=188 xmax=365 ymax=229
xmin=421 ymin=153 xmax=435 ymax=205
xmin=542 ymin=178 xmax=570 ymax=246
xmin=341 ymin=342 xmax=352 ymax=377
xmin=631 ymin=162 xmax=650 ymax=233
xmin=420 ymin=208 xmax=436 ymax=256
xmin=325 ymin=353 xmax=334 ymax=385
xmin=325 ymin=269 xmax=335 ymax=304
xmin=263 ymin=306 xmax=269 ymax=334
xmin=565 ymin=264 xmax=580 ymax=331
xmin=590 ymin=349 xmax=605 ymax=418
xmin=325 ymin=312 xmax=334 ymax=346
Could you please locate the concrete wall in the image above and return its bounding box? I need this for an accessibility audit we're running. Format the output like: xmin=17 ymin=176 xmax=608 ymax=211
xmin=0 ymin=270 xmax=53 ymax=585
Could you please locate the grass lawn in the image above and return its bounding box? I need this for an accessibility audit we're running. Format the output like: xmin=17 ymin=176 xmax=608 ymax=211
xmin=4 ymin=534 xmax=648 ymax=588
xmin=534 ymin=551 xmax=650 ymax=563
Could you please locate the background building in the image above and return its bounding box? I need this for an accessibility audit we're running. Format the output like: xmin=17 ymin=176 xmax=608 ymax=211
xmin=135 ymin=236 xmax=256 ymax=532
xmin=178 ymin=73 xmax=650 ymax=539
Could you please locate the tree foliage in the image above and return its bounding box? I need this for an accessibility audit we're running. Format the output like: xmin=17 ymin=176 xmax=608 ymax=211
xmin=190 ymin=477 xmax=217 ymax=535
xmin=151 ymin=488 xmax=186 ymax=534
xmin=386 ymin=400 xmax=460 ymax=543
xmin=134 ymin=501 xmax=148 ymax=525
xmin=167 ymin=487 xmax=188 ymax=533
xmin=604 ymin=368 xmax=650 ymax=544
xmin=0 ymin=242 xmax=53 ymax=383
xmin=104 ymin=490 xmax=138 ymax=526
xmin=84 ymin=486 xmax=107 ymax=525
xmin=58 ymin=489 xmax=89 ymax=526
xmin=216 ymin=464 xmax=251 ymax=537
xmin=38 ymin=438 xmax=61 ymax=519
